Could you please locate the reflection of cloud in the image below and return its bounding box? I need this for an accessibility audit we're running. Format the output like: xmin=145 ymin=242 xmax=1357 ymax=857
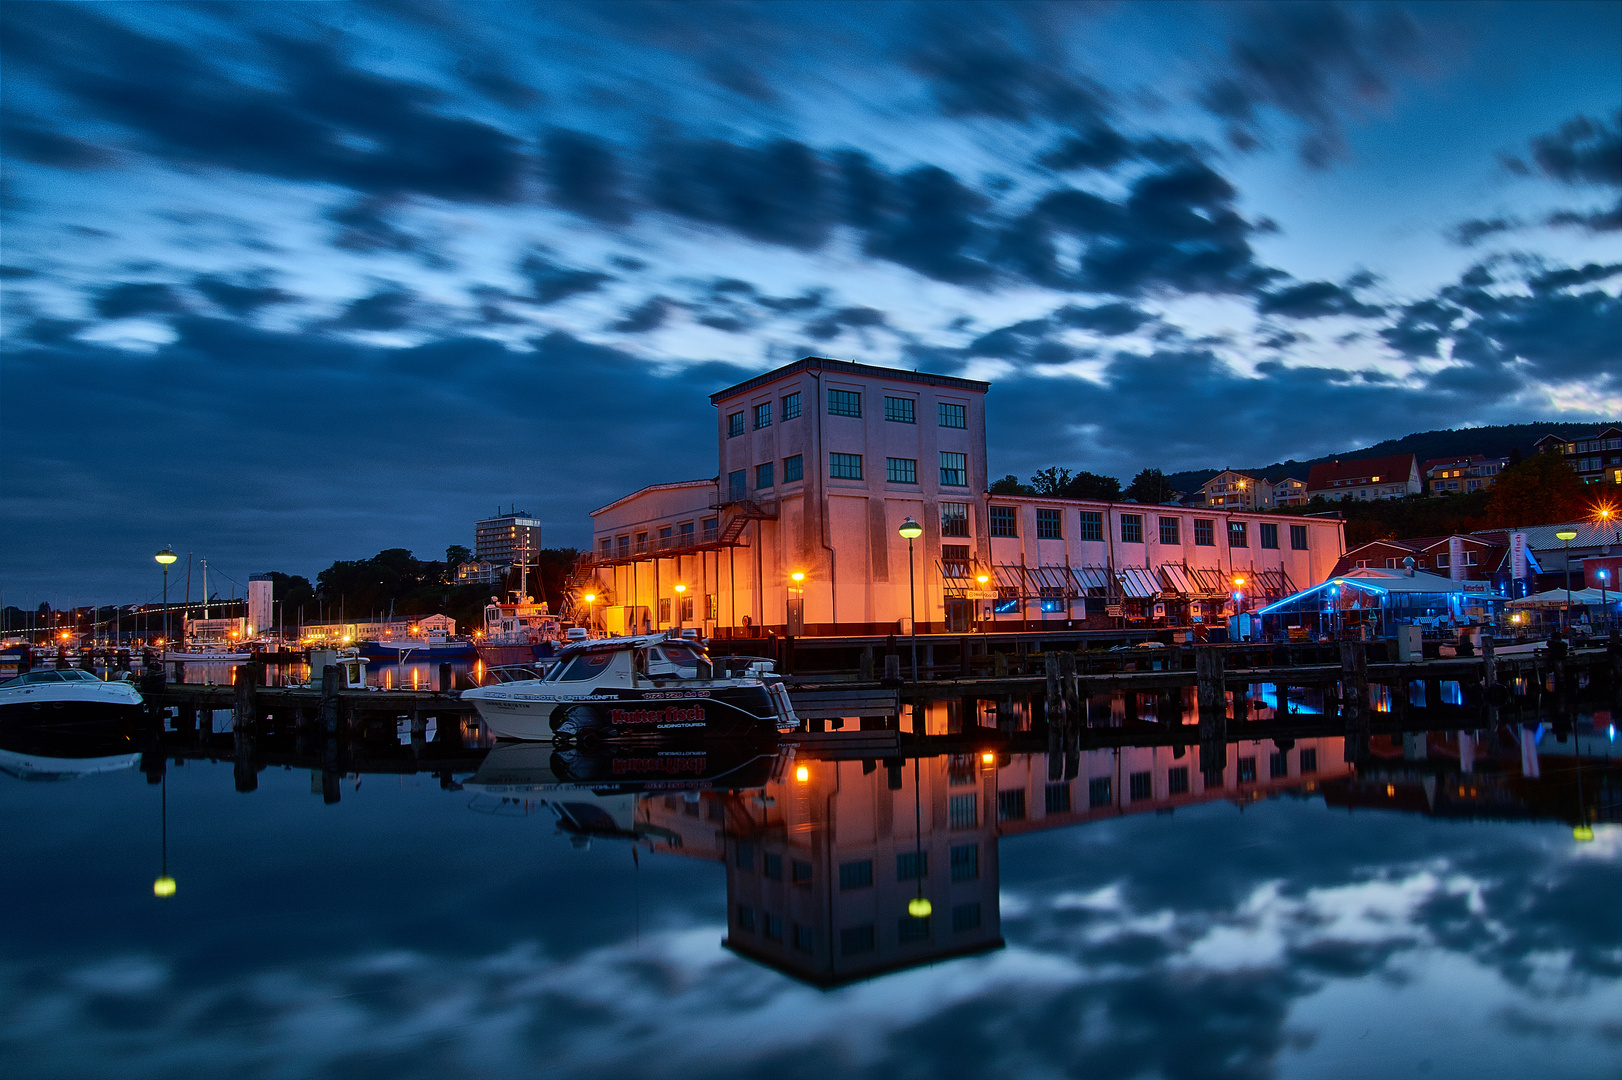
xmin=1569 ymin=823 xmax=1622 ymax=862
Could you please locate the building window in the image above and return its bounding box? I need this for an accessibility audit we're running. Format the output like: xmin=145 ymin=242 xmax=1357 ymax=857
xmin=1088 ymin=777 xmax=1112 ymax=808
xmin=939 ymin=402 xmax=966 ymax=428
xmin=1078 ymin=510 xmax=1102 ymax=541
xmin=1168 ymin=766 xmax=1189 ymax=795
xmin=792 ymin=859 xmax=813 ymax=885
xmin=706 ymin=593 xmax=718 ymax=620
xmin=763 ymin=852 xmax=782 ymax=880
xmin=942 ymin=502 xmax=970 ymax=537
xmin=702 ymin=517 xmax=718 ymax=541
xmin=727 ymin=411 xmax=745 ymax=438
xmin=898 ymin=914 xmax=930 ymax=942
xmin=828 ymin=388 xmax=861 ymax=417
xmin=940 ymin=452 xmax=968 ymax=487
xmin=942 ymin=545 xmax=970 ymax=576
xmin=950 ymin=843 xmax=979 ymax=881
xmin=1270 ymin=751 xmax=1288 ymax=779
xmin=989 ymin=506 xmax=1018 ymax=537
xmin=753 ymin=402 xmax=771 ymax=429
xmin=830 ymin=453 xmax=863 ymax=480
xmin=680 ymin=597 xmax=694 ymax=621
xmin=1159 ymin=517 xmax=1180 ymax=545
xmin=735 ymin=841 xmax=754 ymax=870
xmin=1301 ymin=748 xmax=1317 ymax=773
xmin=887 ymin=457 xmax=918 ymax=484
xmin=756 ymin=462 xmax=774 ymax=489
xmin=782 ymin=391 xmax=801 ymax=420
xmin=997 ymin=789 xmax=1027 ymax=821
xmin=783 ymin=454 xmax=803 ymax=483
xmin=897 ymin=851 xmax=928 ymax=881
xmin=728 ymin=470 xmax=746 ymax=501
xmin=1129 ymin=771 xmax=1152 ymax=801
xmin=1037 ymin=508 xmax=1063 ymax=539
xmin=1121 ymin=514 xmax=1143 ymax=543
xmin=949 ymin=793 xmax=978 ymax=828
xmin=884 ymin=396 xmax=916 ymax=423
xmin=635 ymin=532 xmax=648 ymax=554
xmin=951 ymin=902 xmax=982 ymax=933
xmin=839 ymin=860 xmax=873 ymax=891
xmin=1045 ymin=782 xmax=1071 ymax=813
xmin=657 ymin=598 xmax=671 ymax=623
xmin=1229 ymin=521 xmax=1248 ymax=548
xmin=617 ymin=535 xmax=630 ymax=558
xmin=600 ymin=537 xmax=612 ymax=555
xmin=793 ymin=923 xmax=815 ymax=952
xmin=764 ymin=913 xmax=783 ymax=941
xmin=737 ymin=904 xmax=755 ymax=931
xmin=1260 ymin=522 xmax=1279 ymax=549
xmin=840 ymin=925 xmax=876 ymax=955
xmin=1237 ymin=756 xmax=1257 ymax=783
xmin=1194 ymin=519 xmax=1214 ymax=546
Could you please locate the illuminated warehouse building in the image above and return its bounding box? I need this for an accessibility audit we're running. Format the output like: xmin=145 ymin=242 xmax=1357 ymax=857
xmin=582 ymin=357 xmax=1345 ymax=637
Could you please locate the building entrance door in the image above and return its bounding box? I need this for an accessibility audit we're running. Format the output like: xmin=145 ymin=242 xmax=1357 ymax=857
xmin=944 ymin=600 xmax=972 ymax=632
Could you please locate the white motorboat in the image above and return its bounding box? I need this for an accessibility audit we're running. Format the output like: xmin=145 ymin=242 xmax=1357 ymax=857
xmin=0 ymin=669 xmax=145 ymax=724
xmin=461 ymin=633 xmax=799 ymax=743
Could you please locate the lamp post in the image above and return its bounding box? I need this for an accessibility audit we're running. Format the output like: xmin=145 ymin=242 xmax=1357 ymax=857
xmin=155 ymin=547 xmax=177 ymax=647
xmin=1232 ymin=575 xmax=1246 ymax=641
xmin=1597 ymin=569 xmax=1610 ymax=634
xmin=582 ymin=592 xmax=597 ymax=635
xmin=1555 ymin=529 xmax=1579 ymax=629
xmin=674 ymin=583 xmax=687 ymax=632
xmin=898 ymin=517 xmax=923 ymax=680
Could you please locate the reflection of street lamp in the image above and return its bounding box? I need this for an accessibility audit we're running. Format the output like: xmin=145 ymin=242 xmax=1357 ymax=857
xmin=898 ymin=517 xmax=923 ymax=680
xmin=152 ymin=769 xmax=176 ymax=899
xmin=155 ymin=547 xmax=177 ymax=647
xmin=906 ymin=754 xmax=932 ymax=920
xmin=1555 ymin=529 xmax=1579 ymax=628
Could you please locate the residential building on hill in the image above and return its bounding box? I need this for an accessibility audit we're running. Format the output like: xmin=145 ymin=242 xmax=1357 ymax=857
xmin=1198 ymin=470 xmax=1267 ymax=510
xmin=1534 ymin=426 xmax=1622 ymax=485
xmin=1304 ymin=454 xmax=1421 ymax=501
xmin=1272 ymin=476 xmax=1308 ymax=506
xmin=1424 ymin=454 xmax=1508 ymax=495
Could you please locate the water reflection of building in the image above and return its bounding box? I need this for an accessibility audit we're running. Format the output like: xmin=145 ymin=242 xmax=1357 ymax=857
xmin=637 ymin=736 xmax=1350 ymax=988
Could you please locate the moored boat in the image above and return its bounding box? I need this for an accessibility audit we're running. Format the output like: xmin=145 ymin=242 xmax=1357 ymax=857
xmin=0 ymin=669 xmax=145 ymax=725
xmin=461 ymin=633 xmax=799 ymax=744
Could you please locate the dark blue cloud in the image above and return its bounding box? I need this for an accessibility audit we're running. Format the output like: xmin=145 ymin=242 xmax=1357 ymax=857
xmin=93 ymin=282 xmax=187 ymax=319
xmin=1256 ymin=279 xmax=1385 ymax=319
xmin=515 ymin=250 xmax=613 ymax=305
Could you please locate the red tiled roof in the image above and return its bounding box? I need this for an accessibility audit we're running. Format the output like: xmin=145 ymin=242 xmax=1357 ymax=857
xmin=1306 ymin=454 xmax=1417 ymax=489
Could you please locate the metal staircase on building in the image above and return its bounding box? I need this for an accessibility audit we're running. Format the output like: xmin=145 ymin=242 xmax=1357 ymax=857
xmin=716 ymin=499 xmax=777 ymax=544
xmin=558 ymin=555 xmax=598 ymax=625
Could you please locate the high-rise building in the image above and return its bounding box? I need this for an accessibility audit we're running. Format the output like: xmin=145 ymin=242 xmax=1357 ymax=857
xmin=248 ymin=574 xmax=274 ymax=637
xmin=475 ymin=511 xmax=542 ymax=569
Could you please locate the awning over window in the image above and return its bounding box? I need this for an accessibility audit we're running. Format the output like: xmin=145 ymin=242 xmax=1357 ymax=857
xmin=1116 ymin=567 xmax=1159 ymax=598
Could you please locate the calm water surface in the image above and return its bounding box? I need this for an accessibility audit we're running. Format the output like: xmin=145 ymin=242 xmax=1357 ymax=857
xmin=3 ymin=716 xmax=1620 ymax=1080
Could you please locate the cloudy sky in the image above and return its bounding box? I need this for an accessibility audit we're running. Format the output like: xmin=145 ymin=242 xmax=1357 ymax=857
xmin=2 ymin=1 xmax=1619 ymax=604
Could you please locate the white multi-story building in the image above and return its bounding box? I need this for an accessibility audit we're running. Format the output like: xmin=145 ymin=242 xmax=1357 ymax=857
xmin=584 ymin=357 xmax=1345 ymax=637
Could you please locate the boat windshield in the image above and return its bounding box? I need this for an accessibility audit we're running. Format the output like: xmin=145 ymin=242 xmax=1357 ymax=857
xmin=1 ymin=670 xmax=69 ymax=686
xmin=551 ymin=652 xmax=615 ymax=682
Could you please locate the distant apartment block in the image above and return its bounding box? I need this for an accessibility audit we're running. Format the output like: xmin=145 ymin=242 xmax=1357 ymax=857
xmin=1198 ymin=470 xmax=1307 ymax=510
xmin=1535 ymin=427 xmax=1622 ymax=485
xmin=475 ymin=511 xmax=542 ymax=568
xmin=1304 ymin=454 xmax=1421 ymax=501
xmin=1424 ymin=454 xmax=1507 ymax=496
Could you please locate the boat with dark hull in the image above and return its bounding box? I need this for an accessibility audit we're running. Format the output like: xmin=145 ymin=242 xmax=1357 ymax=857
xmin=460 ymin=634 xmax=799 ymax=744
xmin=0 ymin=669 xmax=145 ymax=725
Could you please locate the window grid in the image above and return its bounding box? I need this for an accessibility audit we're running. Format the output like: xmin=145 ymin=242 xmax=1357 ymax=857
xmin=839 ymin=860 xmax=874 ymax=891
xmin=1037 ymin=508 xmax=1063 ymax=540
xmin=1229 ymin=521 xmax=1249 ymax=548
xmin=783 ymin=454 xmax=803 ymax=483
xmin=1088 ymin=777 xmax=1112 ymax=808
xmin=938 ymin=402 xmax=966 ymax=428
xmin=1128 ymin=771 xmax=1152 ymax=801
xmin=940 ymin=451 xmax=968 ymax=487
xmin=997 ymin=789 xmax=1027 ymax=821
xmin=1194 ymin=519 xmax=1215 ymax=546
xmin=828 ymin=389 xmax=861 ymax=417
xmin=949 ymin=793 xmax=978 ymax=828
xmin=952 ymin=902 xmax=982 ymax=933
xmin=1121 ymin=514 xmax=1143 ymax=543
xmin=1159 ymin=517 xmax=1180 ymax=545
xmin=727 ymin=411 xmax=745 ymax=438
xmin=950 ymin=843 xmax=979 ymax=881
xmin=753 ymin=402 xmax=771 ymax=429
xmin=1290 ymin=524 xmax=1309 ymax=550
xmin=1168 ymin=766 xmax=1190 ymax=795
xmin=1045 ymin=782 xmax=1071 ymax=813
xmin=755 ymin=462 xmax=774 ymax=489
xmin=989 ymin=506 xmax=1018 ymax=537
xmin=782 ymin=391 xmax=801 ymax=420
xmin=942 ymin=502 xmax=970 ymax=537
xmin=1259 ymin=522 xmax=1279 ymax=549
xmin=884 ymin=396 xmax=916 ymax=423
xmin=897 ymin=851 xmax=928 ymax=881
xmin=887 ymin=457 xmax=918 ymax=484
xmin=1077 ymin=511 xmax=1102 ymax=541
xmin=830 ymin=453 xmax=863 ymax=480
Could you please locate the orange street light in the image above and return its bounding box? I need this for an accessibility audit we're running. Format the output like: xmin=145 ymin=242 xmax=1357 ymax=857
xmin=789 ymin=571 xmax=805 ymax=583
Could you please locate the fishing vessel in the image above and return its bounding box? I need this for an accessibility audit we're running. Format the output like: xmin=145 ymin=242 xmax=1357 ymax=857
xmin=0 ymin=669 xmax=145 ymax=724
xmin=475 ymin=596 xmax=563 ymax=666
xmin=461 ymin=633 xmax=799 ymax=744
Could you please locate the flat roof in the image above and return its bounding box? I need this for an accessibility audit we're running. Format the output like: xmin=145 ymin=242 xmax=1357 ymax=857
xmin=590 ymin=478 xmax=716 ymax=518
xmin=710 ymin=356 xmax=990 ymax=404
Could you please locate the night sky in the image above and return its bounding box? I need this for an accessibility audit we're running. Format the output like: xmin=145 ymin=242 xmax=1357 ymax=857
xmin=2 ymin=1 xmax=1618 ymax=607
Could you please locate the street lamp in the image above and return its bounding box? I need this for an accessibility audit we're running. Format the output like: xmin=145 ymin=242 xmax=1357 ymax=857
xmin=674 ymin=583 xmax=687 ymax=631
xmin=1597 ymin=569 xmax=1610 ymax=634
xmin=1232 ymin=575 xmax=1246 ymax=642
xmin=898 ymin=517 xmax=923 ymax=680
xmin=1555 ymin=529 xmax=1579 ymax=629
xmin=583 ymin=592 xmax=597 ymax=634
xmin=155 ymin=547 xmax=177 ymax=648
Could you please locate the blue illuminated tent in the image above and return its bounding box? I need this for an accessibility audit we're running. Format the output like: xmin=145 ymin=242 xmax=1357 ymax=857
xmin=1256 ymin=567 xmax=1505 ymax=640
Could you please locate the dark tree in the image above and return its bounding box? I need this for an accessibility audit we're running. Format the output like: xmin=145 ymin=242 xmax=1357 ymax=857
xmin=989 ymin=474 xmax=1032 ymax=494
xmin=445 ymin=545 xmax=472 ymax=569
xmin=1124 ymin=468 xmax=1177 ymax=504
xmin=1030 ymin=467 xmax=1073 ymax=495
xmin=1061 ymin=471 xmax=1123 ymax=501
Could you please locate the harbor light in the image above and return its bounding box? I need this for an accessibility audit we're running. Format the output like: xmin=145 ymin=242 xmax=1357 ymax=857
xmin=907 ymin=897 xmax=932 ymax=918
xmin=898 ymin=517 xmax=923 ymax=540
xmin=674 ymin=583 xmax=686 ymax=593
xmin=790 ymin=571 xmax=805 ymax=583
xmin=155 ymin=548 xmax=177 ymax=566
xmin=976 ymin=573 xmax=989 ymax=585
xmin=795 ymin=765 xmax=809 ymax=783
xmin=981 ymin=751 xmax=995 ymax=765
xmin=583 ymin=593 xmax=596 ymax=603
xmin=153 ymin=875 xmax=176 ymax=898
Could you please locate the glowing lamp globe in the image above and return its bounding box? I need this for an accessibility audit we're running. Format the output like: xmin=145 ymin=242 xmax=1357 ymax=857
xmin=153 ymin=876 xmax=176 ymax=898
xmin=155 ymin=547 xmax=177 ymax=566
xmin=583 ymin=593 xmax=596 ymax=603
xmin=1555 ymin=530 xmax=1578 ymax=542
xmin=981 ymin=751 xmax=995 ymax=765
xmin=795 ymin=765 xmax=809 ymax=783
xmin=674 ymin=583 xmax=686 ymax=593
xmin=790 ymin=571 xmax=805 ymax=583
xmin=907 ymin=897 xmax=932 ymax=918
xmin=898 ymin=517 xmax=923 ymax=540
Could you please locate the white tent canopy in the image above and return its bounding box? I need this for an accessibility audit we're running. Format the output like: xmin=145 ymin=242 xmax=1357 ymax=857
xmin=1506 ymin=587 xmax=1610 ymax=609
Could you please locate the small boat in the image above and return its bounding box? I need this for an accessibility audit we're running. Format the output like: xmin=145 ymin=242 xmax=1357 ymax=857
xmin=358 ymin=630 xmax=476 ymax=660
xmin=0 ymin=669 xmax=145 ymax=724
xmin=162 ymin=647 xmax=250 ymax=662
xmin=475 ymin=597 xmax=562 ymax=666
xmin=461 ymin=633 xmax=799 ymax=744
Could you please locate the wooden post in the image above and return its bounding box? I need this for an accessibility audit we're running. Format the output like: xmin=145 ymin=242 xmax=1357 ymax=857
xmin=959 ymin=636 xmax=971 ymax=677
xmin=860 ymin=646 xmax=875 ymax=682
xmin=993 ymin=651 xmax=1009 ymax=678
xmin=320 ymin=664 xmax=340 ymax=734
xmin=1045 ymin=652 xmax=1064 ymax=727
xmin=438 ymin=662 xmax=453 ymax=693
xmin=1060 ymin=651 xmax=1079 ymax=718
xmin=1341 ymin=641 xmax=1370 ymax=763
xmin=1195 ymin=647 xmax=1225 ymax=735
xmin=883 ymin=653 xmax=902 ymax=685
xmin=1482 ymin=635 xmax=1497 ymax=690
xmin=233 ymin=724 xmax=258 ymax=793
